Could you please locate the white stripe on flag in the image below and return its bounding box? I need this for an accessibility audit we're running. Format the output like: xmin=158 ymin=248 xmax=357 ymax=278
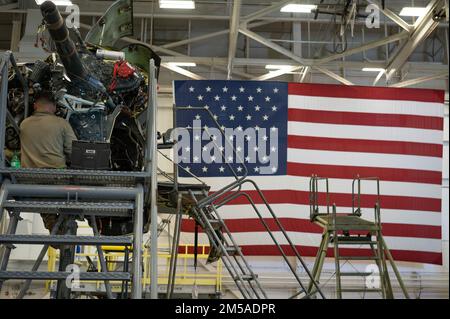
xmin=287 ymin=148 xmax=442 ymax=172
xmin=288 ymin=122 xmax=443 ymax=144
xmin=288 ymin=95 xmax=444 ymax=117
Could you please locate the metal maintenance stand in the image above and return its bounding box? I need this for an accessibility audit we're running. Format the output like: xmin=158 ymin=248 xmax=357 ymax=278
xmin=307 ymin=176 xmax=409 ymax=299
xmin=0 ymin=54 xmax=160 ymax=299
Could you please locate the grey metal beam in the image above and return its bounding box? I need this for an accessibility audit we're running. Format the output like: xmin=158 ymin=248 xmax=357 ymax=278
xmin=161 ymin=62 xmax=205 ymax=80
xmin=384 ymin=0 xmax=446 ymax=82
xmin=389 ymin=71 xmax=449 ymax=87
xmin=366 ymin=0 xmax=412 ymax=32
xmin=240 ymin=0 xmax=292 ymax=25
xmin=227 ymin=0 xmax=241 ymax=79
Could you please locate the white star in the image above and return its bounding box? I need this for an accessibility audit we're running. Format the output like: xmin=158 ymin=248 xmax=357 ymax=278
xmin=223 ymin=86 xmax=228 ymax=92
xmin=246 ymin=114 xmax=252 ymax=120
xmin=211 ymin=135 xmax=217 ymax=141
xmin=271 ymin=146 xmax=277 ymax=152
xmin=271 ymin=126 xmax=277 ymax=132
xmin=245 ymin=136 xmax=252 ymax=141
xmin=237 ymin=125 xmax=243 ymax=131
xmin=228 ymin=135 xmax=234 ymax=141
xmin=185 ymin=147 xmax=191 ymax=152
xmin=231 ymin=95 xmax=237 ymax=101
xmin=256 ymin=87 xmax=262 ymax=93
xmin=248 ymin=96 xmax=254 ymax=101
xmin=245 ymin=156 xmax=251 ymax=162
xmin=272 ymin=105 xmax=277 ymax=111
xmin=203 ymin=125 xmax=208 ymax=130
xmin=213 ymin=114 xmax=218 ymax=120
xmin=253 ymin=146 xmax=259 ymax=151
xmin=206 ymin=86 xmax=212 ymax=92
xmin=187 ymin=105 xmax=192 ymax=108
xmin=262 ymin=155 xmax=268 ymax=162
xmin=221 ymin=105 xmax=227 ymax=111
xmin=263 ymin=115 xmax=269 ymax=121
xmin=195 ymin=114 xmax=201 ymax=120
xmin=219 ymin=166 xmax=225 ymax=173
xmin=204 ymin=105 xmax=209 ymax=109
xmin=219 ymin=146 xmax=225 ymax=152
xmin=265 ymin=96 xmax=271 ymax=102
xmin=237 ymin=105 xmax=243 ymax=111
xmin=271 ymin=166 xmax=277 ymax=173
xmin=193 ymin=156 xmax=199 ymax=162
xmin=202 ymin=146 xmax=208 ymax=152
xmin=220 ymin=125 xmax=226 ymax=131
xmin=185 ymin=166 xmax=190 ymax=172
xmin=237 ymin=166 xmax=243 ymax=172
xmin=262 ymin=135 xmax=268 ymax=141
xmin=254 ymin=166 xmax=260 ymax=173
xmin=210 ymin=155 xmax=216 ymax=162
xmin=255 ymin=105 xmax=261 ymax=111
xmin=273 ymin=88 xmax=279 ymax=93
xmin=194 ymin=135 xmax=200 ymax=141
xmin=214 ymin=95 xmax=220 ymax=101
xmin=255 ymin=125 xmax=260 ymax=131
xmin=197 ymin=95 xmax=203 ymax=101
xmin=229 ymin=114 xmax=235 ymax=120
xmin=227 ymin=155 xmax=233 ymax=162
xmin=202 ymin=166 xmax=208 ymax=172
xmin=239 ymin=87 xmax=245 ymax=93
xmin=236 ymin=146 xmax=242 ymax=152
xmin=189 ymin=86 xmax=195 ymax=92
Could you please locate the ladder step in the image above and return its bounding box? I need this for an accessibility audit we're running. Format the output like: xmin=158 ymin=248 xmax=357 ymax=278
xmin=208 ymin=219 xmax=223 ymax=230
xmin=0 ymin=235 xmax=133 ymax=246
xmin=224 ymin=246 xmax=240 ymax=256
xmin=340 ymin=288 xmax=383 ymax=293
xmin=334 ymin=236 xmax=377 ymax=244
xmin=339 ymin=272 xmax=373 ymax=277
xmin=3 ymin=201 xmax=134 ymax=217
xmin=0 ymin=271 xmax=131 ymax=281
xmin=338 ymin=256 xmax=379 ymax=261
xmin=234 ymin=274 xmax=256 ymax=281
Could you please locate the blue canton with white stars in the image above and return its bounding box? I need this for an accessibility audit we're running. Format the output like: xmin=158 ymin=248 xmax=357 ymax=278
xmin=174 ymin=80 xmax=288 ymax=177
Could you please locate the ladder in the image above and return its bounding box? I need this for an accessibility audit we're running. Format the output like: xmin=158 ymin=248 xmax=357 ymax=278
xmin=307 ymin=176 xmax=410 ymax=299
xmin=0 ymin=169 xmax=146 ymax=299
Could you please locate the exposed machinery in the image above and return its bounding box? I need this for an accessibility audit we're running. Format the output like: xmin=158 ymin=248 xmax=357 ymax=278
xmin=4 ymin=0 xmax=162 ymax=236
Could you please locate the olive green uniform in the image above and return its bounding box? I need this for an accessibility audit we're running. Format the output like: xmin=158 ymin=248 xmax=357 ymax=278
xmin=20 ymin=112 xmax=77 ymax=232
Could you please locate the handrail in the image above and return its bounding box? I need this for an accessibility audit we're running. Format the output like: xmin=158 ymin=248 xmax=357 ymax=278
xmin=309 ymin=175 xmax=330 ymax=221
xmin=351 ymin=176 xmax=380 ymax=217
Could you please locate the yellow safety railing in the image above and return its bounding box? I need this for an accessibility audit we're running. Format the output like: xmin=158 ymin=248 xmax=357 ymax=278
xmin=46 ymin=244 xmax=223 ymax=294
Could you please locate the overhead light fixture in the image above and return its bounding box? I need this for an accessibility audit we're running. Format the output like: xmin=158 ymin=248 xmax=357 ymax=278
xmin=362 ymin=67 xmax=385 ymax=72
xmin=265 ymin=64 xmax=294 ymax=70
xmin=280 ymin=4 xmax=317 ymax=13
xmin=35 ymin=0 xmax=73 ymax=5
xmin=159 ymin=0 xmax=195 ymax=9
xmin=168 ymin=62 xmax=197 ymax=67
xmin=399 ymin=7 xmax=427 ymax=17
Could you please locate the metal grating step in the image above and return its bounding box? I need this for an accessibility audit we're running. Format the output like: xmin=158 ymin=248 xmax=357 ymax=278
xmin=339 ymin=272 xmax=373 ymax=277
xmin=0 ymin=168 xmax=149 ymax=186
xmin=338 ymin=256 xmax=379 ymax=261
xmin=0 ymin=234 xmax=133 ymax=246
xmin=0 ymin=271 xmax=131 ymax=281
xmin=340 ymin=288 xmax=383 ymax=293
xmin=208 ymin=219 xmax=224 ymax=230
xmin=3 ymin=200 xmax=134 ymax=217
xmin=333 ymin=236 xmax=377 ymax=245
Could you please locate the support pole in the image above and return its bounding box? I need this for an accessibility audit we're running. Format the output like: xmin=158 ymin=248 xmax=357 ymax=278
xmin=132 ymin=183 xmax=144 ymax=299
xmin=148 ymin=59 xmax=159 ymax=299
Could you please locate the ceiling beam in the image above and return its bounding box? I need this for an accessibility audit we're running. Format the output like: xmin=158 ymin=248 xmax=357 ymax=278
xmin=161 ymin=63 xmax=205 ymax=80
xmin=240 ymin=0 xmax=292 ymax=25
xmin=227 ymin=0 xmax=241 ymax=79
xmin=389 ymin=71 xmax=449 ymax=87
xmin=366 ymin=0 xmax=412 ymax=32
xmin=384 ymin=0 xmax=445 ymax=82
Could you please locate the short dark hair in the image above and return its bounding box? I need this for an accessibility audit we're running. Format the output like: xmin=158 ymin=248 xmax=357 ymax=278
xmin=34 ymin=91 xmax=55 ymax=105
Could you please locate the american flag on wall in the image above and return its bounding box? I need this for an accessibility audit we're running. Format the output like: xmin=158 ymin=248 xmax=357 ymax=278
xmin=174 ymin=81 xmax=445 ymax=265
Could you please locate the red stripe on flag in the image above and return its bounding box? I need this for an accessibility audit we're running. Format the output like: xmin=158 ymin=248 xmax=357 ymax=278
xmin=177 ymin=245 xmax=442 ymax=265
xmin=288 ymin=83 xmax=445 ymax=103
xmin=288 ymin=109 xmax=444 ymax=130
xmin=181 ymin=218 xmax=441 ymax=239
xmin=287 ymin=135 xmax=443 ymax=157
xmin=287 ymin=162 xmax=442 ymax=185
xmin=209 ymin=190 xmax=441 ymax=212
